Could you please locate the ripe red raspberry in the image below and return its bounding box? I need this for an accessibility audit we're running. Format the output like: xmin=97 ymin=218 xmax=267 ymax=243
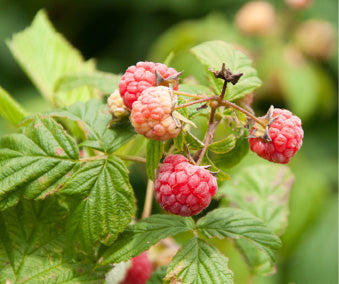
xmin=155 ymin=155 xmax=218 ymax=217
xmin=119 ymin=61 xmax=178 ymax=109
xmin=130 ymin=86 xmax=181 ymax=141
xmin=249 ymin=108 xmax=303 ymax=164
xmin=120 ymin=252 xmax=153 ymax=284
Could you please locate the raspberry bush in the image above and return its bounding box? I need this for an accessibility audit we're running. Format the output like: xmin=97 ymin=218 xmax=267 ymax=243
xmin=0 ymin=10 xmax=303 ymax=284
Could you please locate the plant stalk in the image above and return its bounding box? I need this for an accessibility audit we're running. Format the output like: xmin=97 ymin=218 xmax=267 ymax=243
xmin=142 ymin=179 xmax=154 ymax=219
xmin=175 ymin=96 xmax=219 ymax=110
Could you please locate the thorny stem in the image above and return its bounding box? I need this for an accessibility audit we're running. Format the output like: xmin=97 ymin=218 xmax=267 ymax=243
xmin=142 ymin=179 xmax=154 ymax=219
xmin=175 ymin=96 xmax=219 ymax=110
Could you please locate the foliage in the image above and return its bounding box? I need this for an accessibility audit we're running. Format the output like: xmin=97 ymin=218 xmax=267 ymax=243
xmin=0 ymin=4 xmax=336 ymax=284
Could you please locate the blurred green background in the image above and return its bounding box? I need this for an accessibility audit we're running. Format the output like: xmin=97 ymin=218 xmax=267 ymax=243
xmin=0 ymin=0 xmax=337 ymax=283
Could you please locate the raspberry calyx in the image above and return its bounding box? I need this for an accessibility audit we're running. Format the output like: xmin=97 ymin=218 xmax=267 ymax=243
xmin=154 ymin=154 xmax=218 ymax=217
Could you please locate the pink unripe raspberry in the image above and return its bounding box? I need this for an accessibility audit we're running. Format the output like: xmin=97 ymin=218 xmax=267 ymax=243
xmin=155 ymin=155 xmax=218 ymax=217
xmin=130 ymin=86 xmax=181 ymax=141
xmin=249 ymin=108 xmax=303 ymax=164
xmin=119 ymin=61 xmax=179 ymax=109
xmin=120 ymin=252 xmax=153 ymax=284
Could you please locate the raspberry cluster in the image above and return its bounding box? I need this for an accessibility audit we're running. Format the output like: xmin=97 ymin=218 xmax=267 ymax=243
xmin=249 ymin=108 xmax=303 ymax=164
xmin=130 ymin=86 xmax=180 ymax=141
xmin=119 ymin=61 xmax=178 ymax=109
xmin=120 ymin=252 xmax=153 ymax=284
xmin=155 ymin=155 xmax=218 ymax=217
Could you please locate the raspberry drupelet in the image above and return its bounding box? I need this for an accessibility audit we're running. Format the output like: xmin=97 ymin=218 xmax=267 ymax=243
xmin=119 ymin=61 xmax=179 ymax=109
xmin=155 ymin=155 xmax=218 ymax=217
xmin=130 ymin=86 xmax=181 ymax=141
xmin=249 ymin=108 xmax=304 ymax=164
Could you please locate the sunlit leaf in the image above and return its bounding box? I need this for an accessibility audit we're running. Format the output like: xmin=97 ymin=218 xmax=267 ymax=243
xmin=7 ymin=10 xmax=96 ymax=106
xmin=0 ymin=86 xmax=27 ymax=126
xmin=191 ymin=40 xmax=261 ymax=101
xmin=55 ymin=71 xmax=121 ymax=94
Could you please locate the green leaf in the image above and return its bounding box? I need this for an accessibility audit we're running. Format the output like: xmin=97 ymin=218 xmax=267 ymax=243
xmin=218 ymin=164 xmax=294 ymax=235
xmin=0 ymin=116 xmax=80 ymax=210
xmin=146 ymin=140 xmax=164 ymax=181
xmin=202 ymin=154 xmax=231 ymax=182
xmin=0 ymin=199 xmax=107 ymax=283
xmin=196 ymin=208 xmax=281 ymax=263
xmin=0 ymin=86 xmax=27 ymax=126
xmin=60 ymin=155 xmax=135 ymax=251
xmin=279 ymin=60 xmax=319 ymax=121
xmin=164 ymin=237 xmax=233 ymax=284
xmin=184 ymin=130 xmax=204 ymax=150
xmin=213 ymin=129 xmax=249 ymax=169
xmin=55 ymin=71 xmax=121 ymax=94
xmin=235 ymin=238 xmax=276 ymax=276
xmin=191 ymin=40 xmax=261 ymax=101
xmin=146 ymin=266 xmax=168 ymax=284
xmin=208 ymin=134 xmax=236 ymax=154
xmin=101 ymin=214 xmax=194 ymax=265
xmin=173 ymin=130 xmax=184 ymax=152
xmin=49 ymin=99 xmax=135 ymax=153
xmin=7 ymin=10 xmax=96 ymax=106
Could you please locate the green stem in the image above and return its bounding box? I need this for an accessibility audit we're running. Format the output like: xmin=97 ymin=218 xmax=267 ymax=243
xmin=142 ymin=179 xmax=154 ymax=219
xmin=221 ymin=100 xmax=266 ymax=128
xmin=173 ymin=90 xmax=207 ymax=99
xmin=175 ymin=96 xmax=219 ymax=110
xmin=114 ymin=154 xmax=146 ymax=164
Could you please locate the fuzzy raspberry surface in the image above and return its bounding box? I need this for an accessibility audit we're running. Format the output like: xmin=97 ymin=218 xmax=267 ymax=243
xmin=130 ymin=86 xmax=181 ymax=141
xmin=155 ymin=155 xmax=218 ymax=217
xmin=249 ymin=108 xmax=303 ymax=164
xmin=119 ymin=61 xmax=178 ymax=109
xmin=120 ymin=252 xmax=153 ymax=284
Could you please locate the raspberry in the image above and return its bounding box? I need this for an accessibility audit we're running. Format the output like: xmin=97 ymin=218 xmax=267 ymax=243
xmin=119 ymin=61 xmax=179 ymax=109
xmin=120 ymin=252 xmax=153 ymax=284
xmin=235 ymin=1 xmax=275 ymax=35
xmin=249 ymin=108 xmax=303 ymax=164
xmin=130 ymin=86 xmax=181 ymax=141
xmin=154 ymin=155 xmax=218 ymax=217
